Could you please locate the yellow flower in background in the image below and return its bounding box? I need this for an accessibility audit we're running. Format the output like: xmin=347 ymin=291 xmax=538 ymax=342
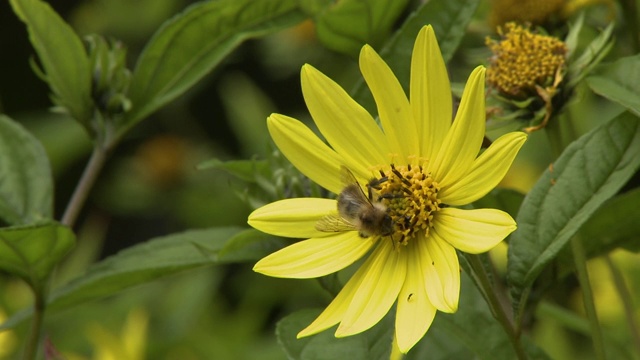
xmin=486 ymin=23 xmax=567 ymax=99
xmin=82 ymin=308 xmax=148 ymax=360
xmin=486 ymin=22 xmax=568 ymax=133
xmin=249 ymin=25 xmax=527 ymax=353
xmin=0 ymin=308 xmax=18 ymax=358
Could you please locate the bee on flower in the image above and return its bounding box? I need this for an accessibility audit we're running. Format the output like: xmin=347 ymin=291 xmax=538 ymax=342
xmin=248 ymin=25 xmax=527 ymax=353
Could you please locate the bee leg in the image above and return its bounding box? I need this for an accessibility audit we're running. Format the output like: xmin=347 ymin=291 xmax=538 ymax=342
xmin=367 ymin=176 xmax=389 ymax=201
xmin=389 ymin=234 xmax=398 ymax=250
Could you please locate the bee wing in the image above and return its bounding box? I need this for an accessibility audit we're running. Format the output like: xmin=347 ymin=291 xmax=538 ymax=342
xmin=340 ymin=166 xmax=360 ymax=187
xmin=315 ymin=214 xmax=357 ymax=233
xmin=340 ymin=166 xmax=370 ymax=201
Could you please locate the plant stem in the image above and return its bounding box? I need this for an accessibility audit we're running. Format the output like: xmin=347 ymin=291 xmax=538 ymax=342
xmin=26 ymin=148 xmax=109 ymax=357
xmin=22 ymin=290 xmax=45 ymax=360
xmin=604 ymin=254 xmax=640 ymax=354
xmin=545 ymin=113 xmax=566 ymax=159
xmin=61 ymin=145 xmax=108 ymax=227
xmin=24 ymin=145 xmax=109 ymax=357
xmin=571 ymin=237 xmax=606 ymax=360
xmin=467 ymin=255 xmax=527 ymax=360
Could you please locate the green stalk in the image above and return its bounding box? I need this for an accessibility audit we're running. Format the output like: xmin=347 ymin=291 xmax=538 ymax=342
xmin=61 ymin=145 xmax=109 ymax=227
xmin=604 ymin=255 xmax=640 ymax=354
xmin=22 ymin=139 xmax=111 ymax=358
xmin=23 ymin=145 xmax=109 ymax=357
xmin=571 ymin=237 xmax=606 ymax=360
xmin=467 ymin=255 xmax=527 ymax=360
xmin=545 ymin=113 xmax=566 ymax=159
xmin=22 ymin=288 xmax=45 ymax=360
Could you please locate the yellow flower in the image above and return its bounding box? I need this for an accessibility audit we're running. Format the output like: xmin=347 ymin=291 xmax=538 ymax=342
xmin=249 ymin=25 xmax=527 ymax=353
xmin=86 ymin=308 xmax=148 ymax=360
xmin=486 ymin=22 xmax=567 ymax=99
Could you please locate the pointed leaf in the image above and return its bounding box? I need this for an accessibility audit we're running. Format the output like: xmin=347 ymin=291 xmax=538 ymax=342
xmin=587 ymin=54 xmax=640 ymax=117
xmin=0 ymin=115 xmax=53 ymax=224
xmin=581 ymin=188 xmax=640 ymax=256
xmin=276 ymin=308 xmax=393 ymax=360
xmin=50 ymin=227 xmax=247 ymax=308
xmin=407 ymin=273 xmax=549 ymax=360
xmin=124 ymin=0 xmax=306 ymax=131
xmin=507 ymin=112 xmax=640 ymax=314
xmin=555 ymin=188 xmax=640 ymax=276
xmin=197 ymin=158 xmax=269 ymax=183
xmin=567 ymin=22 xmax=614 ymax=87
xmin=217 ymin=229 xmax=287 ymax=263
xmin=0 ymin=222 xmax=75 ymax=291
xmin=1 ymin=227 xmax=254 ymax=330
xmin=9 ymin=0 xmax=92 ymax=127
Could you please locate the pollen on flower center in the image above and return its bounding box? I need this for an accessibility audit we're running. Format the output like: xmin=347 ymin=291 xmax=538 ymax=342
xmin=486 ymin=22 xmax=567 ymax=98
xmin=374 ymin=163 xmax=441 ymax=246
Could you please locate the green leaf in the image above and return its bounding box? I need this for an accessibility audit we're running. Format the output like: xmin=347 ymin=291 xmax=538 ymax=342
xmin=580 ymin=187 xmax=640 ymax=256
xmin=1 ymin=227 xmax=250 ymax=330
xmin=567 ymin=21 xmax=614 ymax=88
xmin=9 ymin=0 xmax=92 ymax=128
xmin=197 ymin=158 xmax=269 ymax=183
xmin=49 ymin=227 xmax=246 ymax=309
xmin=350 ymin=0 xmax=480 ymax=113
xmin=0 ymin=222 xmax=75 ymax=292
xmin=309 ymin=0 xmax=411 ymax=57
xmin=408 ymin=274 xmax=549 ymax=360
xmin=587 ymin=54 xmax=640 ymax=117
xmin=276 ymin=273 xmax=547 ymax=359
xmin=0 ymin=115 xmax=53 ymax=224
xmin=124 ymin=0 xmax=307 ymax=132
xmin=564 ymin=13 xmax=584 ymax=61
xmin=507 ymin=112 xmax=640 ymax=314
xmin=276 ymin=309 xmax=393 ymax=360
xmin=218 ymin=229 xmax=287 ymax=263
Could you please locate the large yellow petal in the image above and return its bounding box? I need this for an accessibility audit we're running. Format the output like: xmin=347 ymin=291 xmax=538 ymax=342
xmin=420 ymin=232 xmax=459 ymax=313
xmin=439 ymin=132 xmax=527 ymax=205
xmin=253 ymin=231 xmax=373 ymax=278
xmin=268 ymin=114 xmax=344 ymax=194
xmin=297 ymin=247 xmax=377 ymax=337
xmin=248 ymin=198 xmax=337 ymax=238
xmin=336 ymin=239 xmax=405 ymax=336
xmin=431 ymin=67 xmax=486 ymax=186
xmin=301 ymin=64 xmax=389 ymax=174
xmin=395 ymin=240 xmax=437 ymax=353
xmin=433 ymin=207 xmax=516 ymax=254
xmin=410 ymin=25 xmax=452 ymax=161
xmin=359 ymin=45 xmax=418 ymax=161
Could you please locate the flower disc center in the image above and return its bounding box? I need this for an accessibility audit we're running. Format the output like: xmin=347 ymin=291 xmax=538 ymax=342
xmin=375 ymin=164 xmax=441 ymax=246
